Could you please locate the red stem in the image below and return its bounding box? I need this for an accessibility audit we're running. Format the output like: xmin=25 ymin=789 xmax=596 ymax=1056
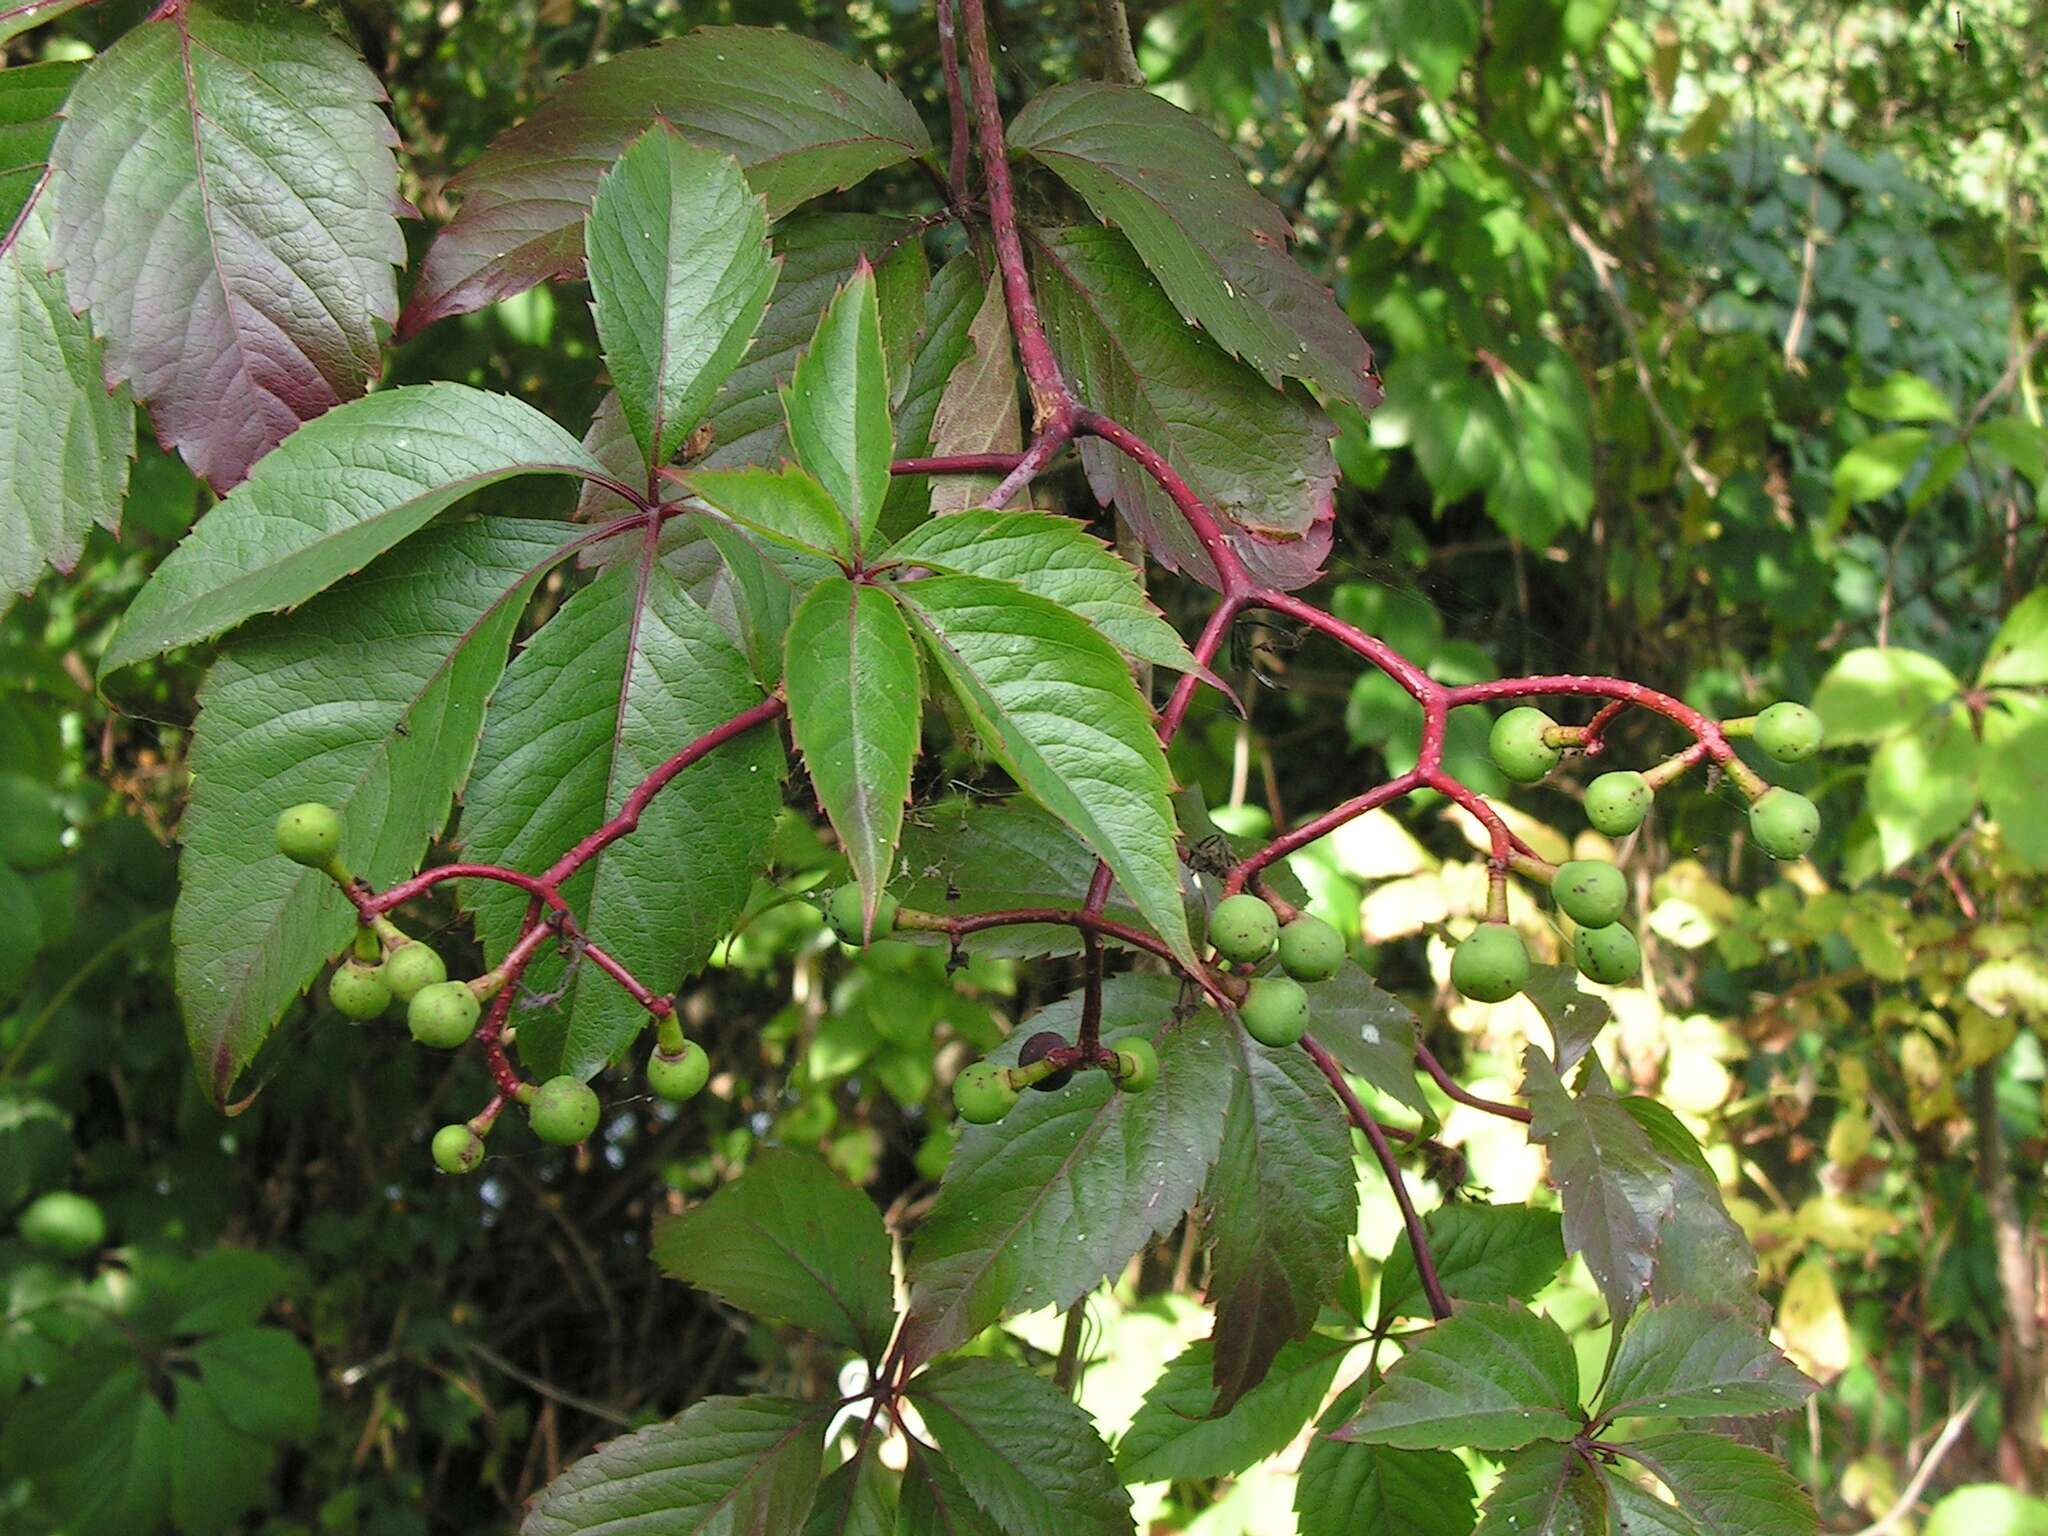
xmin=1415 ymin=1041 xmax=1532 ymax=1123
xmin=934 ymin=0 xmax=972 ymax=212
xmin=891 ymin=452 xmax=1027 ymax=477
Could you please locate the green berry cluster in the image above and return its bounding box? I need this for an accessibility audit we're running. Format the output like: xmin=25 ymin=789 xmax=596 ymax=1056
xmin=950 ymin=1029 xmax=1162 ymax=1126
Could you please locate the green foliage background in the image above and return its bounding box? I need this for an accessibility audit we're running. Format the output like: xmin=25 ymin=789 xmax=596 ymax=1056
xmin=3 ymin=0 xmax=2044 ymax=1530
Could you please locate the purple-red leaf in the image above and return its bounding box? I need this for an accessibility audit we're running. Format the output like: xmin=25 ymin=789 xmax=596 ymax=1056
xmin=49 ymin=0 xmax=405 ymax=491
xmin=399 ymin=28 xmax=930 ymax=337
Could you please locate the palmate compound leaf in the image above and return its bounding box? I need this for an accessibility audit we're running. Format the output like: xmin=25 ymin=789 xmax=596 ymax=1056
xmin=101 ymin=384 xmax=609 ymax=682
xmin=1008 ymin=82 xmax=1380 ymax=413
xmin=1336 ymin=1301 xmax=1582 ymax=1450
xmin=783 ymin=578 xmax=921 ymax=936
xmin=900 ymin=977 xmax=1232 ymax=1366
xmin=1596 ymin=1301 xmax=1814 ymax=1424
xmin=49 ymin=0 xmax=405 ymax=490
xmin=885 ymin=510 xmax=1202 ymax=678
xmin=583 ymin=124 xmax=777 ymax=473
xmin=895 ymin=573 xmax=1196 ymax=971
xmin=176 ymin=519 xmax=582 ymax=1104
xmin=522 ymin=1394 xmax=828 ymax=1536
xmin=651 ymin=1150 xmax=895 ymax=1362
xmin=0 ymin=61 xmax=134 ymax=614
xmin=1202 ymin=1015 xmax=1359 ymax=1412
xmin=907 ymin=1357 xmax=1133 ymax=1536
xmin=460 ymin=548 xmax=784 ymax=1081
xmin=1031 ymin=224 xmax=1340 ymax=591
xmin=400 ymin=27 xmax=930 ymax=335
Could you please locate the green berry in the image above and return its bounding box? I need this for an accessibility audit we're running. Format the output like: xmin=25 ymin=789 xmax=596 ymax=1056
xmin=1114 ymin=1037 xmax=1160 ymax=1094
xmin=827 ymin=884 xmax=899 ymax=945
xmin=1552 ymin=860 xmax=1627 ymax=929
xmin=647 ymin=1040 xmax=710 ymax=1102
xmin=408 ymin=981 xmax=481 ymax=1048
xmin=16 ymin=1191 xmax=105 ymax=1257
xmin=1240 ymin=976 xmax=1310 ymax=1048
xmin=1584 ymin=771 xmax=1652 ymax=836
xmin=275 ymin=802 xmax=343 ymax=867
xmin=1750 ymin=788 xmax=1820 ymax=861
xmin=953 ymin=1061 xmax=1019 ymax=1125
xmin=1452 ymin=924 xmax=1530 ymax=1004
xmin=1755 ymin=702 xmax=1823 ymax=765
xmin=528 ymin=1076 xmax=602 ymax=1145
xmin=1574 ymin=923 xmax=1642 ymax=986
xmin=329 ymin=959 xmax=392 ymax=1021
xmin=431 ymin=1124 xmax=486 ymax=1175
xmin=1209 ymin=893 xmax=1280 ymax=965
xmin=381 ymin=942 xmax=447 ymax=1002
xmin=1277 ymin=915 xmax=1345 ymax=981
xmin=1490 ymin=707 xmax=1562 ymax=784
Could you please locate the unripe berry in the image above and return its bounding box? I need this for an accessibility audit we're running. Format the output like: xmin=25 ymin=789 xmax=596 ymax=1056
xmin=1490 ymin=707 xmax=1561 ymax=783
xmin=1574 ymin=923 xmax=1642 ymax=986
xmin=1750 ymin=788 xmax=1820 ymax=861
xmin=1755 ymin=702 xmax=1823 ymax=764
xmin=408 ymin=981 xmax=482 ymax=1048
xmin=954 ymin=1061 xmax=1018 ymax=1125
xmin=528 ymin=1076 xmax=602 ymax=1145
xmin=1277 ymin=915 xmax=1345 ymax=981
xmin=1584 ymin=771 xmax=1651 ymax=836
xmin=1240 ymin=976 xmax=1310 ymax=1048
xmin=1552 ymin=860 xmax=1627 ymax=929
xmin=647 ymin=1039 xmax=710 ymax=1102
xmin=275 ymin=802 xmax=342 ymax=867
xmin=827 ymin=884 xmax=898 ymax=945
xmin=1452 ymin=924 xmax=1530 ymax=1003
xmin=1115 ymin=1037 xmax=1160 ymax=1093
xmin=1017 ymin=1030 xmax=1074 ymax=1092
xmin=381 ymin=942 xmax=447 ymax=1002
xmin=431 ymin=1124 xmax=486 ymax=1175
xmin=329 ymin=959 xmax=392 ymax=1021
xmin=1209 ymin=893 xmax=1279 ymax=965
xmin=17 ymin=1191 xmax=105 ymax=1257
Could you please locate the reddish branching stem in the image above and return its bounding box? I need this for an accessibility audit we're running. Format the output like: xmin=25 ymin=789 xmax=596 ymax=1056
xmin=1416 ymin=1041 xmax=1533 ymax=1123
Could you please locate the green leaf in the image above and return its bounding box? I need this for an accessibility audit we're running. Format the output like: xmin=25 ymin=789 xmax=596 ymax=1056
xmin=1389 ymin=0 xmax=1480 ymax=96
xmin=1203 ymin=1020 xmax=1358 ymax=1411
xmin=897 ymin=573 xmax=1195 ymax=970
xmin=703 ymin=214 xmax=932 ymax=475
xmin=170 ymin=1375 xmax=272 ymax=1536
xmin=0 ymin=64 xmax=133 ymax=614
xmin=1923 ymin=1486 xmax=2048 ymax=1536
xmin=1618 ymin=1098 xmax=1714 ymax=1179
xmin=1981 ymin=589 xmax=2048 ymax=688
xmin=1524 ymin=1047 xmax=1675 ymax=1321
xmin=1811 ymin=646 xmax=1960 ymax=745
xmin=1615 ymin=1433 xmax=1817 ymax=1536
xmin=1337 ymin=1302 xmax=1581 ymax=1449
xmin=783 ymin=578 xmax=921 ymax=929
xmin=190 ymin=1326 xmax=318 ymax=1442
xmin=1379 ymin=1205 xmax=1567 ymax=1324
xmin=1009 ymin=83 xmax=1379 ymax=412
xmin=900 ymin=1443 xmax=1003 ymax=1536
xmin=586 ymin=125 xmax=776 ymax=471
xmin=887 ymin=510 xmax=1201 ymax=676
xmin=167 ymin=1248 xmax=293 ymax=1335
xmin=461 ymin=556 xmax=782 ymax=1080
xmin=927 ymin=274 xmax=1024 ymax=514
xmin=1523 ymin=965 xmax=1612 ymax=1079
xmin=1982 ymin=696 xmax=2048 ymax=870
xmin=1977 ymin=416 xmax=2048 ymax=488
xmin=786 ymin=266 xmax=892 ymax=554
xmin=1629 ymin=1111 xmax=1763 ymax=1322
xmin=0 ymin=1360 xmax=172 ymax=1536
xmin=1296 ymin=1377 xmax=1475 ymax=1536
xmin=1829 ymin=428 xmax=1931 ymax=521
xmin=651 ymin=1149 xmax=895 ymax=1362
xmin=908 ymin=1358 xmax=1133 ymax=1536
xmin=49 ymin=0 xmax=403 ymax=489
xmin=1474 ymin=1443 xmax=1606 ymax=1536
xmin=1600 ymin=1469 xmax=1705 ymax=1536
xmin=1867 ymin=704 xmax=1978 ymax=869
xmin=901 ymin=978 xmax=1231 ymax=1366
xmin=402 ymin=28 xmax=930 ymax=333
xmin=891 ymin=799 xmax=1165 ymax=960
xmin=522 ymin=1394 xmax=827 ymax=1536
xmin=1303 ymin=963 xmax=1431 ymax=1122
xmin=102 ymin=385 xmax=606 ymax=680
xmin=176 ymin=519 xmax=576 ymax=1103
xmin=0 ymin=1094 xmax=72 ymax=1213
xmin=0 ymin=0 xmax=90 ymax=46
xmin=1845 ymin=371 xmax=1955 ymax=423
xmin=687 ymin=463 xmax=854 ymax=562
xmin=1598 ymin=1302 xmax=1813 ymax=1422
xmin=1031 ymin=224 xmax=1339 ymax=591
xmin=699 ymin=516 xmax=831 ymax=687
xmin=1116 ymin=1333 xmax=1351 ymax=1483
xmin=800 ymin=1443 xmax=895 ymax=1536
xmin=882 ymin=252 xmax=988 ymax=537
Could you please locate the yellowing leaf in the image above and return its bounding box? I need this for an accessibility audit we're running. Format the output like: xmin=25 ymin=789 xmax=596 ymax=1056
xmin=1774 ymin=1257 xmax=1852 ymax=1382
